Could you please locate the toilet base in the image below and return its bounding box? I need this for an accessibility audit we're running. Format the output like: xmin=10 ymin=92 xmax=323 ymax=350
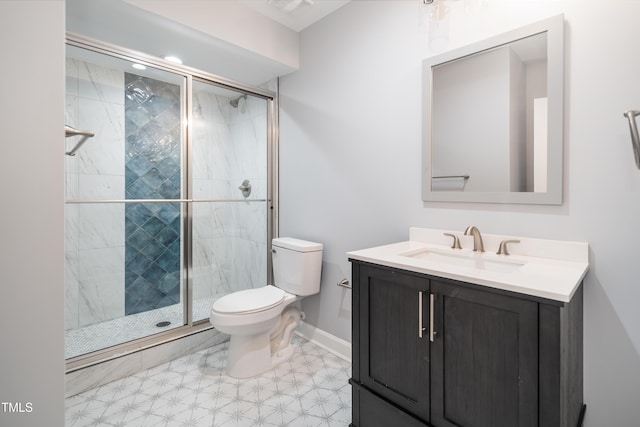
xmin=271 ymin=342 xmax=294 ymax=367
xmin=226 ymin=332 xmax=273 ymax=379
xmin=225 ymin=307 xmax=301 ymax=379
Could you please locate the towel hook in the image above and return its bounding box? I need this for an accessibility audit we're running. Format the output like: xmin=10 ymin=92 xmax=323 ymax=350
xmin=623 ymin=110 xmax=640 ymax=169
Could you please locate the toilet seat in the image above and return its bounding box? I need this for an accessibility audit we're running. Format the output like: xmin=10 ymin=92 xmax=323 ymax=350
xmin=212 ymin=286 xmax=285 ymax=315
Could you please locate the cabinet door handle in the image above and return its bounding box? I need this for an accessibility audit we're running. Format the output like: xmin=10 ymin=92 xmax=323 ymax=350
xmin=429 ymin=293 xmax=437 ymax=342
xmin=418 ymin=291 xmax=427 ymax=338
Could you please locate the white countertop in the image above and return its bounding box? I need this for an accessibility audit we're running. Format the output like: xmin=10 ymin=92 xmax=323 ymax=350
xmin=346 ymin=228 xmax=589 ymax=303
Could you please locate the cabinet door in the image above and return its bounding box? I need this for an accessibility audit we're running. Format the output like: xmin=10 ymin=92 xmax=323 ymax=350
xmin=359 ymin=265 xmax=430 ymax=422
xmin=431 ymin=280 xmax=538 ymax=427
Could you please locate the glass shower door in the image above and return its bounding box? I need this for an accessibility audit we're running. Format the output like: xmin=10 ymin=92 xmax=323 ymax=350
xmin=65 ymin=39 xmax=275 ymax=363
xmin=65 ymin=44 xmax=188 ymax=359
xmin=190 ymin=80 xmax=270 ymax=322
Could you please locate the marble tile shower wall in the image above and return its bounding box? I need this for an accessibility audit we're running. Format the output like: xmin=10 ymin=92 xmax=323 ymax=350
xmin=191 ymin=90 xmax=268 ymax=309
xmin=65 ymin=58 xmax=269 ymax=330
xmin=65 ymin=58 xmax=125 ymax=330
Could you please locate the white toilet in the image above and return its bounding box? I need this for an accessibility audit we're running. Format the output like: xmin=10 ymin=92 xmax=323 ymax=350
xmin=209 ymin=237 xmax=323 ymax=378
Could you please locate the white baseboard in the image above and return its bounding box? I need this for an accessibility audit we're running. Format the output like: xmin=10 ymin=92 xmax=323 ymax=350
xmin=295 ymin=321 xmax=351 ymax=363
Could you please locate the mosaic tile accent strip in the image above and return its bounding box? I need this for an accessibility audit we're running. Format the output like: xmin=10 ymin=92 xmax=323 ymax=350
xmin=124 ymin=74 xmax=182 ymax=315
xmin=65 ymin=336 xmax=352 ymax=426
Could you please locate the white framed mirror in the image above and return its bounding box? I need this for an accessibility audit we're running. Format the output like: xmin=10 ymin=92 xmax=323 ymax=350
xmin=422 ymin=14 xmax=564 ymax=204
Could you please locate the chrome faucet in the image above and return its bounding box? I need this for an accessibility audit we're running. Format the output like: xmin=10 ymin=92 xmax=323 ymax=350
xmin=464 ymin=226 xmax=485 ymax=253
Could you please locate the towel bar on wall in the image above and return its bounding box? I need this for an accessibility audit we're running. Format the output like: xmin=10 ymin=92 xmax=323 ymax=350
xmin=432 ymin=174 xmax=470 ymax=180
xmin=623 ymin=110 xmax=640 ymax=169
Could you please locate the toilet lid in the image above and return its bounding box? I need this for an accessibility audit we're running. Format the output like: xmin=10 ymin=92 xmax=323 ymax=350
xmin=213 ymin=286 xmax=285 ymax=314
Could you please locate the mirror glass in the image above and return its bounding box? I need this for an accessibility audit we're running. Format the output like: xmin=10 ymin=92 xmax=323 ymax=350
xmin=422 ymin=15 xmax=564 ymax=204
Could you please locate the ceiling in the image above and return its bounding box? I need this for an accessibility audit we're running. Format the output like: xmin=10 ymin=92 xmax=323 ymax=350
xmin=66 ymin=0 xmax=352 ymax=85
xmin=238 ymin=0 xmax=351 ymax=32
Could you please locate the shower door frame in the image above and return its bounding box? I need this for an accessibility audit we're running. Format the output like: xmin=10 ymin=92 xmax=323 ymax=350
xmin=65 ymin=33 xmax=279 ymax=373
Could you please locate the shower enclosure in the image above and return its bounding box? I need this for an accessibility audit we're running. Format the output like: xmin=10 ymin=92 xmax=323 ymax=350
xmin=64 ymin=34 xmax=277 ymax=367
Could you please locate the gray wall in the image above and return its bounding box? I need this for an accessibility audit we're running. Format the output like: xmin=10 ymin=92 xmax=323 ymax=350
xmin=0 ymin=1 xmax=65 ymax=426
xmin=2 ymin=1 xmax=639 ymax=426
xmin=279 ymin=1 xmax=640 ymax=426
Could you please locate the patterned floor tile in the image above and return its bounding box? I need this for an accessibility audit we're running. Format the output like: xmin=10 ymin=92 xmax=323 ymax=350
xmin=66 ymin=336 xmax=352 ymax=426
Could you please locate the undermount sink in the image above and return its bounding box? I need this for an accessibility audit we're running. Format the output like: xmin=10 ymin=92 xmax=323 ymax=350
xmin=346 ymin=228 xmax=590 ymax=302
xmin=399 ymin=248 xmax=525 ymax=273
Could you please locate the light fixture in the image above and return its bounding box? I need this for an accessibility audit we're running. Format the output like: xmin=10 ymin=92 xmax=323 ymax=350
xmin=420 ymin=0 xmax=452 ymax=51
xmin=268 ymin=0 xmax=314 ymax=15
xmin=164 ymin=56 xmax=183 ymax=65
xmin=132 ymin=63 xmax=146 ymax=70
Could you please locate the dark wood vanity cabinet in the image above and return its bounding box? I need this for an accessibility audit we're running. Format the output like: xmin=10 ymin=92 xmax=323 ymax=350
xmin=350 ymin=261 xmax=584 ymax=427
xmin=357 ymin=264 xmax=430 ymax=422
xmin=430 ymin=280 xmax=538 ymax=427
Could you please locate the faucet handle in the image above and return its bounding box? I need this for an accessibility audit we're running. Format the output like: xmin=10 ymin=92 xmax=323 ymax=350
xmin=496 ymin=239 xmax=520 ymax=256
xmin=443 ymin=233 xmax=462 ymax=249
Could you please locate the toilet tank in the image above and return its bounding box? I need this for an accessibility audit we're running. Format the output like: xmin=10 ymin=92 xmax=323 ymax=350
xmin=272 ymin=237 xmax=323 ymax=296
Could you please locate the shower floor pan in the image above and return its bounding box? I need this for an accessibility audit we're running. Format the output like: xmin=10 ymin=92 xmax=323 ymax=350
xmin=65 ymin=297 xmax=214 ymax=360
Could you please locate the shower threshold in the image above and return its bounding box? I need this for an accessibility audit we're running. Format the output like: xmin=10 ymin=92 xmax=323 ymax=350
xmin=65 ymin=297 xmax=214 ymax=360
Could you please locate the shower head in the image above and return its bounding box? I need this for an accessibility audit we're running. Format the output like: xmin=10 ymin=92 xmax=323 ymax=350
xmin=229 ymin=94 xmax=247 ymax=108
